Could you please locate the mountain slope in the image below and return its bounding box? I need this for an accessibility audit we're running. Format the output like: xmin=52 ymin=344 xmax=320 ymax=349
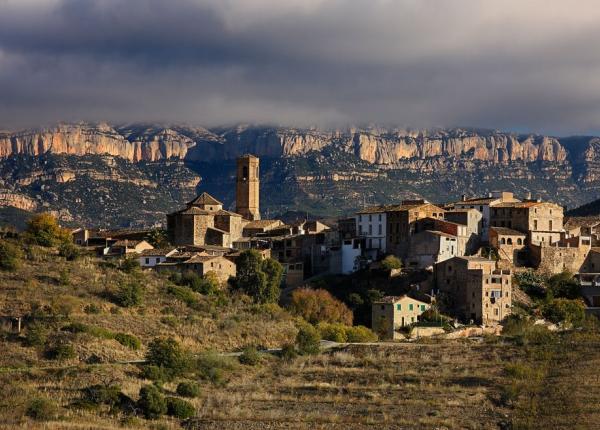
xmin=0 ymin=123 xmax=599 ymax=226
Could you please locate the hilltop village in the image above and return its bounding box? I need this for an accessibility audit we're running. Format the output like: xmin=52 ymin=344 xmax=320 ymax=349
xmin=70 ymin=154 xmax=600 ymax=340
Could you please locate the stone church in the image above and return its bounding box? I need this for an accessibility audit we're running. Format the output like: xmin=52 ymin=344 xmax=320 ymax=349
xmin=167 ymin=155 xmax=261 ymax=247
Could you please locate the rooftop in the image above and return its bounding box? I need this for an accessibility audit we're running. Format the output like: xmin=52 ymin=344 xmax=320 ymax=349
xmin=139 ymin=248 xmax=177 ymax=256
xmin=490 ymin=226 xmax=527 ymax=236
xmin=187 ymin=192 xmax=223 ymax=207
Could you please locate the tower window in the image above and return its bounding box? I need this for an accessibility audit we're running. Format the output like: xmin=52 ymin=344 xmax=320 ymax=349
xmin=243 ymin=166 xmax=248 ymax=180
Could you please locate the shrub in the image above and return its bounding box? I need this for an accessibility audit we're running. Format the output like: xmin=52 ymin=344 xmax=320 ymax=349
xmin=196 ymin=351 xmax=236 ymax=385
xmin=0 ymin=239 xmax=22 ymax=272
xmin=120 ymin=257 xmax=140 ymax=274
xmin=317 ymin=322 xmax=348 ymax=342
xmin=45 ymin=341 xmax=76 ymax=361
xmin=239 ymin=346 xmax=261 ymax=366
xmin=26 ymin=397 xmax=58 ymax=421
xmin=548 ymin=272 xmax=581 ymax=299
xmin=141 ymin=365 xmax=169 ymax=383
xmin=165 ymin=396 xmax=195 ymax=419
xmin=381 ymin=255 xmax=402 ymax=271
xmin=146 ymin=337 xmax=189 ymax=378
xmin=114 ymin=281 xmax=144 ymax=307
xmin=24 ymin=322 xmax=48 ymax=347
xmin=515 ymin=270 xmax=547 ymax=300
xmin=84 ymin=303 xmax=101 ymax=314
xmin=289 ymin=288 xmax=353 ymax=325
xmin=345 ymin=325 xmax=378 ymax=342
xmin=295 ymin=322 xmax=321 ymax=355
xmin=280 ymin=343 xmax=298 ymax=361
xmin=542 ymin=298 xmax=586 ymax=326
xmin=58 ymin=241 xmax=81 ymax=261
xmin=176 ymin=381 xmax=200 ymax=398
xmin=83 ymin=384 xmax=122 ymax=407
xmin=167 ymin=284 xmax=198 ymax=307
xmin=137 ymin=385 xmax=167 ymax=419
xmin=114 ymin=333 xmax=141 ymax=350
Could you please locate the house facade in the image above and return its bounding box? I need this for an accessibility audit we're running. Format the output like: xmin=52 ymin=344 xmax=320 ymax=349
xmin=372 ymin=295 xmax=431 ymax=340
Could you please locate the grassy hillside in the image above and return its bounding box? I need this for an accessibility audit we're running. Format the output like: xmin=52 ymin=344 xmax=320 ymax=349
xmin=1 ymin=242 xmax=600 ymax=428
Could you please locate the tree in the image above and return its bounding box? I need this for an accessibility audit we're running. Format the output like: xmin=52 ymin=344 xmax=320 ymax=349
xmin=233 ymin=250 xmax=283 ymax=303
xmin=146 ymin=337 xmax=189 ymax=377
xmin=24 ymin=213 xmax=71 ymax=247
xmin=146 ymin=229 xmax=169 ymax=248
xmin=58 ymin=241 xmax=81 ymax=261
xmin=542 ymin=299 xmax=586 ymax=326
xmin=289 ymin=288 xmax=353 ymax=325
xmin=381 ymin=255 xmax=402 ymax=271
xmin=0 ymin=239 xmax=22 ymax=271
xmin=114 ymin=281 xmax=144 ymax=307
xmin=548 ymin=271 xmax=581 ymax=299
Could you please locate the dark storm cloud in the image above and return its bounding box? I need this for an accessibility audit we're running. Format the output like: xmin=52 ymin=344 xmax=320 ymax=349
xmin=1 ymin=0 xmax=600 ymax=134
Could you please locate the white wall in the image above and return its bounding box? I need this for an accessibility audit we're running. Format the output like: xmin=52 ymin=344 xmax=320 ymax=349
xmin=355 ymin=212 xmax=387 ymax=253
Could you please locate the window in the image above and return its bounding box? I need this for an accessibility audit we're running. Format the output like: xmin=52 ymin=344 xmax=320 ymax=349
xmin=369 ymin=225 xmax=372 ymax=235
xmin=494 ymin=308 xmax=499 ymax=315
xmin=517 ymin=238 xmax=522 ymax=245
xmin=549 ymin=220 xmax=553 ymax=231
xmin=242 ymin=166 xmax=248 ymax=179
xmin=380 ymin=305 xmax=385 ymax=310
xmin=145 ymin=258 xmax=150 ymax=264
xmin=420 ymin=305 xmax=426 ymax=311
xmin=378 ymin=224 xmax=382 ymax=235
xmin=396 ymin=304 xmax=401 ymax=311
xmin=379 ymin=214 xmax=382 ymax=221
xmin=359 ymin=215 xmax=362 ymax=222
xmin=409 ymin=304 xmax=414 ymax=311
xmin=369 ymin=214 xmax=372 ymax=222
xmin=534 ymin=219 xmax=538 ymax=230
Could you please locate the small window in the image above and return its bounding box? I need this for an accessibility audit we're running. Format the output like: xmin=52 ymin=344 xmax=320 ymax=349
xmin=409 ymin=304 xmax=414 ymax=311
xmin=145 ymin=258 xmax=150 ymax=264
xmin=396 ymin=304 xmax=401 ymax=311
xmin=420 ymin=305 xmax=426 ymax=311
xmin=380 ymin=305 xmax=385 ymax=310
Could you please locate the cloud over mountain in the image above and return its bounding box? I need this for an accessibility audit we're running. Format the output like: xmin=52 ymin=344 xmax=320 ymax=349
xmin=1 ymin=0 xmax=600 ymax=134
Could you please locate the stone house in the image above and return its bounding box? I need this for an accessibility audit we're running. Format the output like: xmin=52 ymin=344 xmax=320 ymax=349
xmin=413 ymin=217 xmax=472 ymax=255
xmin=444 ymin=208 xmax=483 ymax=252
xmin=406 ymin=230 xmax=459 ymax=269
xmin=490 ymin=200 xmax=563 ymax=246
xmin=564 ymin=217 xmax=600 ymax=245
xmin=281 ymin=262 xmax=304 ymax=287
xmin=139 ymin=248 xmax=179 ymax=268
xmin=371 ymin=295 xmax=432 ymax=340
xmin=385 ymin=201 xmax=446 ymax=258
xmin=167 ymin=192 xmax=244 ymax=247
xmin=530 ymin=235 xmax=592 ymax=274
xmin=435 ymin=256 xmax=512 ymax=325
xmin=155 ymin=253 xmax=236 ymax=283
xmin=489 ymin=227 xmax=527 ymax=265
xmin=107 ymin=239 xmax=153 ymax=256
xmin=453 ymin=191 xmax=521 ymax=241
xmin=242 ymin=219 xmax=284 ymax=237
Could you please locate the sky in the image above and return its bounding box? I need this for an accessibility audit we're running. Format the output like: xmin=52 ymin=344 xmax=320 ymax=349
xmin=1 ymin=0 xmax=600 ymax=135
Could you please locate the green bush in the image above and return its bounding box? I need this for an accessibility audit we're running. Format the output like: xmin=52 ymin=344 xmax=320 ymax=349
xmin=141 ymin=365 xmax=169 ymax=383
xmin=83 ymin=384 xmax=122 ymax=407
xmin=296 ymin=322 xmax=321 ymax=355
xmin=542 ymin=298 xmax=586 ymax=326
xmin=196 ymin=351 xmax=236 ymax=385
xmin=165 ymin=396 xmax=195 ymax=419
xmin=176 ymin=381 xmax=200 ymax=398
xmin=120 ymin=257 xmax=140 ymax=274
xmin=115 ymin=333 xmax=141 ymax=350
xmin=146 ymin=337 xmax=189 ymax=378
xmin=45 ymin=341 xmax=76 ymax=361
xmin=346 ymin=325 xmax=378 ymax=342
xmin=280 ymin=343 xmax=298 ymax=361
xmin=0 ymin=239 xmax=22 ymax=272
xmin=239 ymin=346 xmax=261 ymax=366
xmin=114 ymin=281 xmax=144 ymax=307
xmin=58 ymin=241 xmax=81 ymax=261
xmin=167 ymin=284 xmax=198 ymax=306
xmin=26 ymin=397 xmax=58 ymax=421
xmin=548 ymin=272 xmax=581 ymax=299
xmin=317 ymin=322 xmax=348 ymax=342
xmin=24 ymin=322 xmax=48 ymax=347
xmin=137 ymin=385 xmax=167 ymax=419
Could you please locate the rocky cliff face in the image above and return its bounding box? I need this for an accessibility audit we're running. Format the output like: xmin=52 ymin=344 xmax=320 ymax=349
xmin=0 ymin=123 xmax=572 ymax=165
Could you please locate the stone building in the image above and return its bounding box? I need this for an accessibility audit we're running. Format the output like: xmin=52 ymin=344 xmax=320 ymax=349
xmin=406 ymin=230 xmax=459 ymax=269
xmin=490 ymin=201 xmax=563 ymax=246
xmin=372 ymin=295 xmax=431 ymax=340
xmin=435 ymin=256 xmax=512 ymax=325
xmin=530 ymin=235 xmax=592 ymax=274
xmin=444 ymin=208 xmax=483 ymax=251
xmin=236 ymin=154 xmax=260 ymax=221
xmin=386 ymin=201 xmax=446 ymax=258
xmin=489 ymin=227 xmax=527 ymax=265
xmin=453 ymin=191 xmax=520 ymax=240
xmin=167 ymin=192 xmax=244 ymax=247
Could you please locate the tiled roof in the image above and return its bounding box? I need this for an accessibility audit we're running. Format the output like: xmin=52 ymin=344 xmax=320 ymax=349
xmin=490 ymin=226 xmax=526 ymax=236
xmin=374 ymin=295 xmax=429 ymax=305
xmin=111 ymin=240 xmax=143 ymax=247
xmin=174 ymin=206 xmax=211 ymax=215
xmin=426 ymin=230 xmax=457 ymax=238
xmin=243 ymin=219 xmax=283 ymax=229
xmin=187 ymin=192 xmax=223 ymax=207
xmin=183 ymin=254 xmax=220 ymax=264
xmin=216 ymin=209 xmax=242 ymax=217
xmin=140 ymin=248 xmax=177 ymax=256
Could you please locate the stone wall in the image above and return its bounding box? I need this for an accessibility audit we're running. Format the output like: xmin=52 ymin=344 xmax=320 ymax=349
xmin=530 ymin=243 xmax=591 ymax=274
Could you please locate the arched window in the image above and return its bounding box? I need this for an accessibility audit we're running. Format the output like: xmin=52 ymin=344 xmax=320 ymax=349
xmin=507 ymin=238 xmax=513 ymax=245
xmin=517 ymin=238 xmax=522 ymax=245
xmin=242 ymin=166 xmax=248 ymax=179
xmin=500 ymin=238 xmax=506 ymax=245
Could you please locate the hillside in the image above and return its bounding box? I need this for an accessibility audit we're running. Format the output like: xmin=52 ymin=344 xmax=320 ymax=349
xmin=1 ymin=123 xmax=600 ymax=226
xmin=2 ymin=241 xmax=600 ymax=428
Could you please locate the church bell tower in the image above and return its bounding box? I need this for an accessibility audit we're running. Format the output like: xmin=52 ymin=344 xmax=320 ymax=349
xmin=236 ymin=154 xmax=260 ymax=221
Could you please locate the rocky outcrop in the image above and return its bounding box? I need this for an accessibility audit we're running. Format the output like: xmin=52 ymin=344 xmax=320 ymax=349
xmin=0 ymin=123 xmax=575 ymax=165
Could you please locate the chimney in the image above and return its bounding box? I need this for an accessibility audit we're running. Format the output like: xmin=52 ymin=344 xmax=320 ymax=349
xmin=488 ymin=192 xmax=493 ymax=198
xmin=525 ymin=192 xmax=532 ymax=200
xmin=461 ymin=194 xmax=467 ymax=202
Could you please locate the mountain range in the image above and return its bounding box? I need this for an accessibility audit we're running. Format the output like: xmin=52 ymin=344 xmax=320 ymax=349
xmin=1 ymin=122 xmax=600 ymax=227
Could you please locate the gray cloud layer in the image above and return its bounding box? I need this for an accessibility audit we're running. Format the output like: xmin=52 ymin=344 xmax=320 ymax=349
xmin=1 ymin=0 xmax=600 ymax=134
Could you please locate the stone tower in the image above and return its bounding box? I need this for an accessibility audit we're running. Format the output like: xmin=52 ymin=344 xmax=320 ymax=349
xmin=236 ymin=154 xmax=260 ymax=220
